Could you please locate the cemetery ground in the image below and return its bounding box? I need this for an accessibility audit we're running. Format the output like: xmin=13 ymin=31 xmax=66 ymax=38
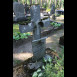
xmin=13 ymin=29 xmax=64 ymax=77
xmin=13 ymin=3 xmax=64 ymax=76
xmin=13 ymin=26 xmax=64 ymax=77
xmin=13 ymin=28 xmax=64 ymax=65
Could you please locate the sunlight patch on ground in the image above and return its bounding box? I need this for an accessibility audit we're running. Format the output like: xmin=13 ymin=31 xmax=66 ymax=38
xmin=46 ymin=29 xmax=64 ymax=51
xmin=46 ymin=37 xmax=54 ymax=43
xmin=13 ymin=53 xmax=33 ymax=61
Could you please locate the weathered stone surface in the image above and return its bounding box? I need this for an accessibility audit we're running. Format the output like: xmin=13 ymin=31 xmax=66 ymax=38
xmin=13 ymin=2 xmax=26 ymax=22
xmin=42 ymin=18 xmax=50 ymax=27
xmin=32 ymin=37 xmax=46 ymax=61
xmin=27 ymin=62 xmax=43 ymax=70
xmin=13 ymin=2 xmax=25 ymax=17
xmin=19 ymin=23 xmax=34 ymax=33
xmin=30 ymin=5 xmax=41 ymax=22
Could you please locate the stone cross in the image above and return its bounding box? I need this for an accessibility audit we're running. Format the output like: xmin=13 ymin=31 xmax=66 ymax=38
xmin=13 ymin=2 xmax=26 ymax=22
xmin=19 ymin=5 xmax=50 ymax=61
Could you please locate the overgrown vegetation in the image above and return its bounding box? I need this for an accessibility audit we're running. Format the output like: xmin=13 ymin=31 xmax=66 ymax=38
xmin=13 ymin=24 xmax=31 ymax=40
xmin=13 ymin=32 xmax=31 ymax=40
xmin=32 ymin=47 xmax=64 ymax=77
xmin=50 ymin=22 xmax=61 ymax=27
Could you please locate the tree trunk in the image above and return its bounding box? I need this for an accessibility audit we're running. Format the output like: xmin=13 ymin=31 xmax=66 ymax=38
xmin=40 ymin=0 xmax=41 ymax=6
xmin=35 ymin=0 xmax=37 ymax=4
xmin=47 ymin=0 xmax=48 ymax=3
xmin=56 ymin=0 xmax=58 ymax=8
xmin=22 ymin=0 xmax=24 ymax=5
xmin=59 ymin=0 xmax=61 ymax=8
xmin=30 ymin=0 xmax=32 ymax=5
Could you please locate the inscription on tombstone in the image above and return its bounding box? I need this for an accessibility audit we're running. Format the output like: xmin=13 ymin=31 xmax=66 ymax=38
xmin=18 ymin=5 xmax=50 ymax=61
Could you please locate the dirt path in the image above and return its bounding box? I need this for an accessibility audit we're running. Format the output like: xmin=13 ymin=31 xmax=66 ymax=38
xmin=46 ymin=29 xmax=64 ymax=52
xmin=13 ymin=29 xmax=64 ymax=66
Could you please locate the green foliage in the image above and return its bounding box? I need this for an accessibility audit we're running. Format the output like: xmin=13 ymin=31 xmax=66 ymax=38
xmin=13 ymin=0 xmax=18 ymax=2
xmin=32 ymin=47 xmax=64 ymax=77
xmin=50 ymin=22 xmax=61 ymax=27
xmin=13 ymin=32 xmax=31 ymax=40
xmin=42 ymin=3 xmax=48 ymax=9
xmin=14 ymin=60 xmax=21 ymax=65
xmin=13 ymin=24 xmax=31 ymax=40
xmin=46 ymin=8 xmax=51 ymax=12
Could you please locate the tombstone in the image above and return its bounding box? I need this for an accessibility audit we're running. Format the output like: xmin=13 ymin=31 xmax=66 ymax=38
xmin=43 ymin=3 xmax=55 ymax=18
xmin=50 ymin=3 xmax=55 ymax=15
xmin=13 ymin=2 xmax=26 ymax=22
xmin=50 ymin=3 xmax=56 ymax=20
xmin=56 ymin=10 xmax=64 ymax=15
xmin=19 ymin=5 xmax=50 ymax=61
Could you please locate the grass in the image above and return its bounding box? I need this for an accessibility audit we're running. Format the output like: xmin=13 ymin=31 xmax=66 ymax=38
xmin=13 ymin=24 xmax=31 ymax=40
xmin=13 ymin=24 xmax=19 ymax=34
xmin=13 ymin=60 xmax=22 ymax=65
xmin=13 ymin=24 xmax=31 ymax=35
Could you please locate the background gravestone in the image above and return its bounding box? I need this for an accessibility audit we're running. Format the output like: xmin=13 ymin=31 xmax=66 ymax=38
xmin=30 ymin=5 xmax=41 ymax=22
xmin=50 ymin=3 xmax=56 ymax=20
xmin=13 ymin=2 xmax=26 ymax=22
xmin=13 ymin=2 xmax=25 ymax=18
xmin=50 ymin=3 xmax=55 ymax=15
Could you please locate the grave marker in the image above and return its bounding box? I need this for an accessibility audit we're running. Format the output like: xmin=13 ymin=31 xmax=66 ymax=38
xmin=13 ymin=2 xmax=26 ymax=22
xmin=50 ymin=3 xmax=55 ymax=15
xmin=16 ymin=5 xmax=50 ymax=61
xmin=50 ymin=3 xmax=56 ymax=20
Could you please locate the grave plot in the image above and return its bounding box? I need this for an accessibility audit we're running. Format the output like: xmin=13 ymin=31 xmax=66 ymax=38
xmin=13 ymin=29 xmax=64 ymax=77
xmin=13 ymin=3 xmax=64 ymax=77
xmin=13 ymin=3 xmax=64 ymax=64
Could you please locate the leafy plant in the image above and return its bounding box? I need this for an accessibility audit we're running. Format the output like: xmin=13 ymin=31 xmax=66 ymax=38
xmin=50 ymin=22 xmax=61 ymax=27
xmin=32 ymin=47 xmax=64 ymax=77
xmin=13 ymin=32 xmax=31 ymax=40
